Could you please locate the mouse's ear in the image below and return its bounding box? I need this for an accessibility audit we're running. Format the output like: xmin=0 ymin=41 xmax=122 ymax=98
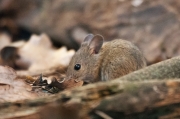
xmin=89 ymin=34 xmax=104 ymax=54
xmin=83 ymin=34 xmax=94 ymax=43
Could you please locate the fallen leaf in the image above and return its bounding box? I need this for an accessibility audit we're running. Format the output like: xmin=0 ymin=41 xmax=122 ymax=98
xmin=0 ymin=33 xmax=75 ymax=74
xmin=0 ymin=32 xmax=11 ymax=51
xmin=0 ymin=65 xmax=37 ymax=102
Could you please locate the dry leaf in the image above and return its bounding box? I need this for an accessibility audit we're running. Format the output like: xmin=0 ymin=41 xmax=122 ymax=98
xmin=0 ymin=33 xmax=75 ymax=73
xmin=0 ymin=65 xmax=37 ymax=102
xmin=47 ymin=77 xmax=84 ymax=91
xmin=18 ymin=33 xmax=75 ymax=71
xmin=0 ymin=32 xmax=11 ymax=51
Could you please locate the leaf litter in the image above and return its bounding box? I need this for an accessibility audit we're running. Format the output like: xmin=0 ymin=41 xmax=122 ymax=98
xmin=0 ymin=33 xmax=78 ymax=102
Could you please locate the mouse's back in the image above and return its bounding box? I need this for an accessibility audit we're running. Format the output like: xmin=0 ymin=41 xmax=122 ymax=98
xmin=99 ymin=39 xmax=146 ymax=81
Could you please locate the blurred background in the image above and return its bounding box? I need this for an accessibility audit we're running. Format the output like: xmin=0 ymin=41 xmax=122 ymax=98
xmin=0 ymin=0 xmax=180 ymax=66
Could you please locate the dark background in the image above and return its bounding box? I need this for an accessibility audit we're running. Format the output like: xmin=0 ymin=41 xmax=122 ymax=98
xmin=0 ymin=0 xmax=180 ymax=65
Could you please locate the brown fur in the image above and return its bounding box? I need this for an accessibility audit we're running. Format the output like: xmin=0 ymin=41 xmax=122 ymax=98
xmin=66 ymin=34 xmax=146 ymax=83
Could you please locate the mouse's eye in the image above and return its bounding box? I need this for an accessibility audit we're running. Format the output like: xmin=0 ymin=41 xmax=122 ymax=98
xmin=74 ymin=64 xmax=81 ymax=70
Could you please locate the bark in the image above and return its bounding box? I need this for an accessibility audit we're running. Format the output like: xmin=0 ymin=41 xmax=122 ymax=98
xmin=119 ymin=56 xmax=180 ymax=81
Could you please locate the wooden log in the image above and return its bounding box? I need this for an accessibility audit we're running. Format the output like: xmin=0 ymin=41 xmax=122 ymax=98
xmin=119 ymin=56 xmax=180 ymax=81
xmin=0 ymin=80 xmax=180 ymax=119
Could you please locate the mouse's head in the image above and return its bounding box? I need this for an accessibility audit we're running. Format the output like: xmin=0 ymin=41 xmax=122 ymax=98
xmin=66 ymin=34 xmax=104 ymax=83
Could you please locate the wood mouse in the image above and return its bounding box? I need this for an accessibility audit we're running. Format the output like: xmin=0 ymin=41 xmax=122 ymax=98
xmin=65 ymin=34 xmax=146 ymax=84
